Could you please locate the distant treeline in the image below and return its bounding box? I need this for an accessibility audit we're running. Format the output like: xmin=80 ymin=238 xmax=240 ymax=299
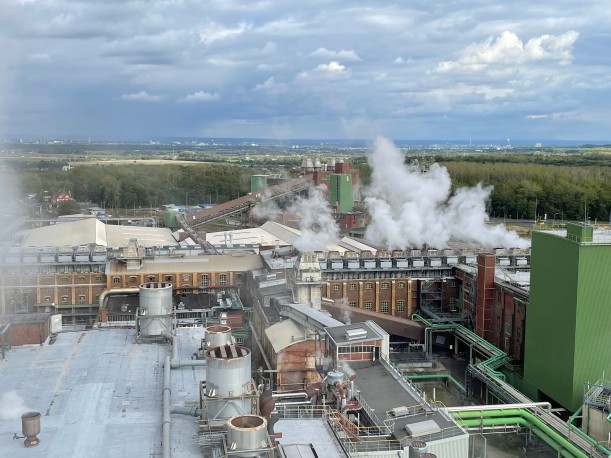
xmin=18 ymin=163 xmax=260 ymax=209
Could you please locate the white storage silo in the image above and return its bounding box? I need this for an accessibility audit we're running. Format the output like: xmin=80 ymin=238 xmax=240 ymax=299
xmin=138 ymin=282 xmax=173 ymax=338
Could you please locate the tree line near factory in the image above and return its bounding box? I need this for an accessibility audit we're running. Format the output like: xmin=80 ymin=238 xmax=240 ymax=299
xmin=11 ymin=151 xmax=611 ymax=222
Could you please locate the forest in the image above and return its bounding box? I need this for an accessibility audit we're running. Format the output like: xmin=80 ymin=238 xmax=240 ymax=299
xmin=8 ymin=152 xmax=611 ymax=222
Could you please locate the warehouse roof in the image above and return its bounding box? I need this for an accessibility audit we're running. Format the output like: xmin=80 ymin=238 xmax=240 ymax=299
xmin=265 ymin=319 xmax=308 ymax=353
xmin=107 ymin=253 xmax=264 ymax=274
xmin=15 ymin=219 xmax=177 ymax=249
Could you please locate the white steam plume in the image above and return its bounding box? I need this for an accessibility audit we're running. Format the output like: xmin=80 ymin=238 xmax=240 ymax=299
xmin=0 ymin=391 xmax=34 ymax=420
xmin=290 ymin=185 xmax=340 ymax=252
xmin=364 ymin=137 xmax=530 ymax=249
xmin=251 ymin=189 xmax=282 ymax=221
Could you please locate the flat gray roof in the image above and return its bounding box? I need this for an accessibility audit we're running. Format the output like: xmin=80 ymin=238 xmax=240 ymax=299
xmin=0 ymin=328 xmax=206 ymax=458
xmin=325 ymin=321 xmax=386 ymax=346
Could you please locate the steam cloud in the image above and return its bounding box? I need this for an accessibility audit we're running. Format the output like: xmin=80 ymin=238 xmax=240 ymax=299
xmin=0 ymin=391 xmax=33 ymax=420
xmin=290 ymin=185 xmax=339 ymax=252
xmin=251 ymin=189 xmax=282 ymax=221
xmin=364 ymin=137 xmax=530 ymax=249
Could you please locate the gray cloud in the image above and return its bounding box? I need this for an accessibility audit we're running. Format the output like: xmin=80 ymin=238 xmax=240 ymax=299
xmin=2 ymin=0 xmax=610 ymax=140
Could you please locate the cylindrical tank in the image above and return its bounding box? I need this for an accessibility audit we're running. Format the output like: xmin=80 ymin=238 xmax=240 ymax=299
xmin=409 ymin=440 xmax=428 ymax=458
xmin=326 ymin=370 xmax=344 ymax=387
xmin=226 ymin=415 xmax=268 ymax=457
xmin=21 ymin=411 xmax=41 ymax=447
xmin=139 ymin=282 xmax=173 ymax=337
xmin=205 ymin=345 xmax=252 ymax=420
xmin=204 ymin=325 xmax=233 ymax=348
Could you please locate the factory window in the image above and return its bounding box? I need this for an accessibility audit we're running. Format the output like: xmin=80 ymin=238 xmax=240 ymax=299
xmin=333 ymin=284 xmax=340 ymax=291
xmin=449 ymin=281 xmax=456 ymax=288
xmin=95 ymin=275 xmax=103 ymax=282
xmin=449 ymin=297 xmax=457 ymax=306
xmin=365 ymin=283 xmax=373 ymax=290
xmin=44 ymin=296 xmax=52 ymax=303
xmin=219 ymin=274 xmax=227 ymax=286
xmin=396 ymin=300 xmax=405 ymax=312
xmin=380 ymin=301 xmax=390 ymax=313
xmin=349 ymin=283 xmax=357 ymax=290
xmin=364 ymin=301 xmax=373 ymax=310
xmin=397 ymin=282 xmax=405 ymax=289
xmin=112 ymin=277 xmax=120 ymax=284
xmin=165 ymin=275 xmax=174 ymax=282
xmin=79 ymin=295 xmax=86 ymax=304
xmin=63 ymin=288 xmax=69 ymax=294
xmin=78 ymin=276 xmax=86 ymax=283
xmin=349 ymin=301 xmax=357 ymax=307
xmin=182 ymin=274 xmax=190 ymax=282
xmin=201 ymin=274 xmax=209 ymax=288
xmin=61 ymin=296 xmax=69 ymax=304
xmin=147 ymin=275 xmax=156 ymax=282
xmin=128 ymin=276 xmax=138 ymax=284
xmin=61 ymin=276 xmax=69 ymax=283
xmin=381 ymin=282 xmax=389 ymax=290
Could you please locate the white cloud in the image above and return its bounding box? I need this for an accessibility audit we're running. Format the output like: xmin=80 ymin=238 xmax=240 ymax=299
xmin=252 ymin=77 xmax=287 ymax=93
xmin=182 ymin=90 xmax=220 ymax=102
xmin=120 ymin=91 xmax=165 ymax=102
xmin=435 ymin=30 xmax=579 ymax=73
xmin=308 ymin=47 xmax=361 ymax=62
xmin=199 ymin=21 xmax=251 ymax=45
xmin=527 ymin=114 xmax=548 ymax=119
xmin=297 ymin=61 xmax=351 ymax=80
xmin=27 ymin=52 xmax=51 ymax=63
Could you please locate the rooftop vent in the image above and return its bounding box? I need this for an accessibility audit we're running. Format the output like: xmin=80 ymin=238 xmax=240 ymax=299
xmin=345 ymin=327 xmax=367 ymax=341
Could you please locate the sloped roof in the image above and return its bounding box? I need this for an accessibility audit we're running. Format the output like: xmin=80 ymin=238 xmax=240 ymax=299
xmin=16 ymin=218 xmax=107 ymax=247
xmin=265 ymin=319 xmax=307 ymax=353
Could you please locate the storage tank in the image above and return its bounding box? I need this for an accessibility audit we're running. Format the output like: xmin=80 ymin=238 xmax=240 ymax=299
xmin=250 ymin=175 xmax=268 ymax=194
xmin=226 ymin=415 xmax=269 ymax=457
xmin=138 ymin=282 xmax=173 ymax=338
xmin=409 ymin=440 xmax=428 ymax=458
xmin=326 ymin=370 xmax=344 ymax=387
xmin=205 ymin=344 xmax=253 ymax=421
xmin=21 ymin=411 xmax=41 ymax=447
xmin=204 ymin=325 xmax=234 ymax=348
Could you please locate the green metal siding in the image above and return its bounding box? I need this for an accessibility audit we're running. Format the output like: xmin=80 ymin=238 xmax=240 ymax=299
xmin=525 ymin=231 xmax=579 ymax=410
xmin=525 ymin=230 xmax=611 ymax=411
xmin=329 ymin=174 xmax=353 ymax=213
xmin=573 ymin=244 xmax=611 ymax=409
xmin=250 ymin=175 xmax=268 ymax=194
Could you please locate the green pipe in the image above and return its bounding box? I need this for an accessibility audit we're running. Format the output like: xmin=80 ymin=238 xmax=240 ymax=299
xmin=452 ymin=409 xmax=589 ymax=458
xmin=457 ymin=417 xmax=575 ymax=458
xmin=454 ymin=409 xmax=611 ymax=456
xmin=406 ymin=374 xmax=466 ymax=393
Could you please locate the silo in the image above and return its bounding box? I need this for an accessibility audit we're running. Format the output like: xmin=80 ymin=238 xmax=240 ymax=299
xmin=409 ymin=440 xmax=428 ymax=458
xmin=226 ymin=415 xmax=269 ymax=457
xmin=204 ymin=324 xmax=234 ymax=348
xmin=205 ymin=344 xmax=253 ymax=421
xmin=250 ymin=175 xmax=268 ymax=194
xmin=138 ymin=282 xmax=173 ymax=338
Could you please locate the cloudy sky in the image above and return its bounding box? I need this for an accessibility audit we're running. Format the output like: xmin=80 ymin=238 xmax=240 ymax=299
xmin=1 ymin=0 xmax=611 ymax=142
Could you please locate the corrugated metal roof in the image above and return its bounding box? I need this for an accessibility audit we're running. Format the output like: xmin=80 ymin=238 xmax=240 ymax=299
xmin=15 ymin=219 xmax=177 ymax=249
xmin=283 ymin=303 xmax=343 ymax=328
xmin=107 ymin=253 xmax=264 ymax=274
xmin=16 ymin=218 xmax=107 ymax=247
xmin=265 ymin=319 xmax=307 ymax=353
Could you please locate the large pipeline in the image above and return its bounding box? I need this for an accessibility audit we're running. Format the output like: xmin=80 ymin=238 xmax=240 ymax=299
xmin=453 ymin=409 xmax=590 ymax=458
xmin=98 ymin=288 xmax=140 ymax=309
xmin=162 ymin=356 xmax=171 ymax=458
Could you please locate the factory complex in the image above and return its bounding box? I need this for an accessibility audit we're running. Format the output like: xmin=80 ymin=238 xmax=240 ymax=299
xmin=1 ymin=161 xmax=610 ymax=458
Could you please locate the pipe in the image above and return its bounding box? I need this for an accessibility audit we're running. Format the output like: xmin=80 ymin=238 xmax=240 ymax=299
xmin=447 ymin=402 xmax=552 ymax=414
xmin=452 ymin=410 xmax=589 ymax=458
xmin=170 ymin=406 xmax=202 ymax=417
xmin=162 ymin=355 xmax=171 ymax=458
xmin=406 ymin=374 xmax=466 ymax=394
xmin=170 ymin=335 xmax=207 ymax=369
xmin=99 ymin=288 xmax=140 ymax=309
xmin=458 ymin=417 xmax=575 ymax=458
xmin=271 ymin=392 xmax=308 ymax=400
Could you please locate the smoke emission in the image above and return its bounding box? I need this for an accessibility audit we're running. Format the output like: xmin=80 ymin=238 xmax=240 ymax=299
xmin=251 ymin=189 xmax=282 ymax=222
xmin=364 ymin=137 xmax=530 ymax=249
xmin=290 ymin=185 xmax=340 ymax=252
xmin=0 ymin=391 xmax=33 ymax=420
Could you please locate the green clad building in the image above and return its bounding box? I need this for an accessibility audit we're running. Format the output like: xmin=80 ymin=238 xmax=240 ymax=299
xmin=524 ymin=223 xmax=611 ymax=411
xmin=329 ymin=174 xmax=353 ymax=213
